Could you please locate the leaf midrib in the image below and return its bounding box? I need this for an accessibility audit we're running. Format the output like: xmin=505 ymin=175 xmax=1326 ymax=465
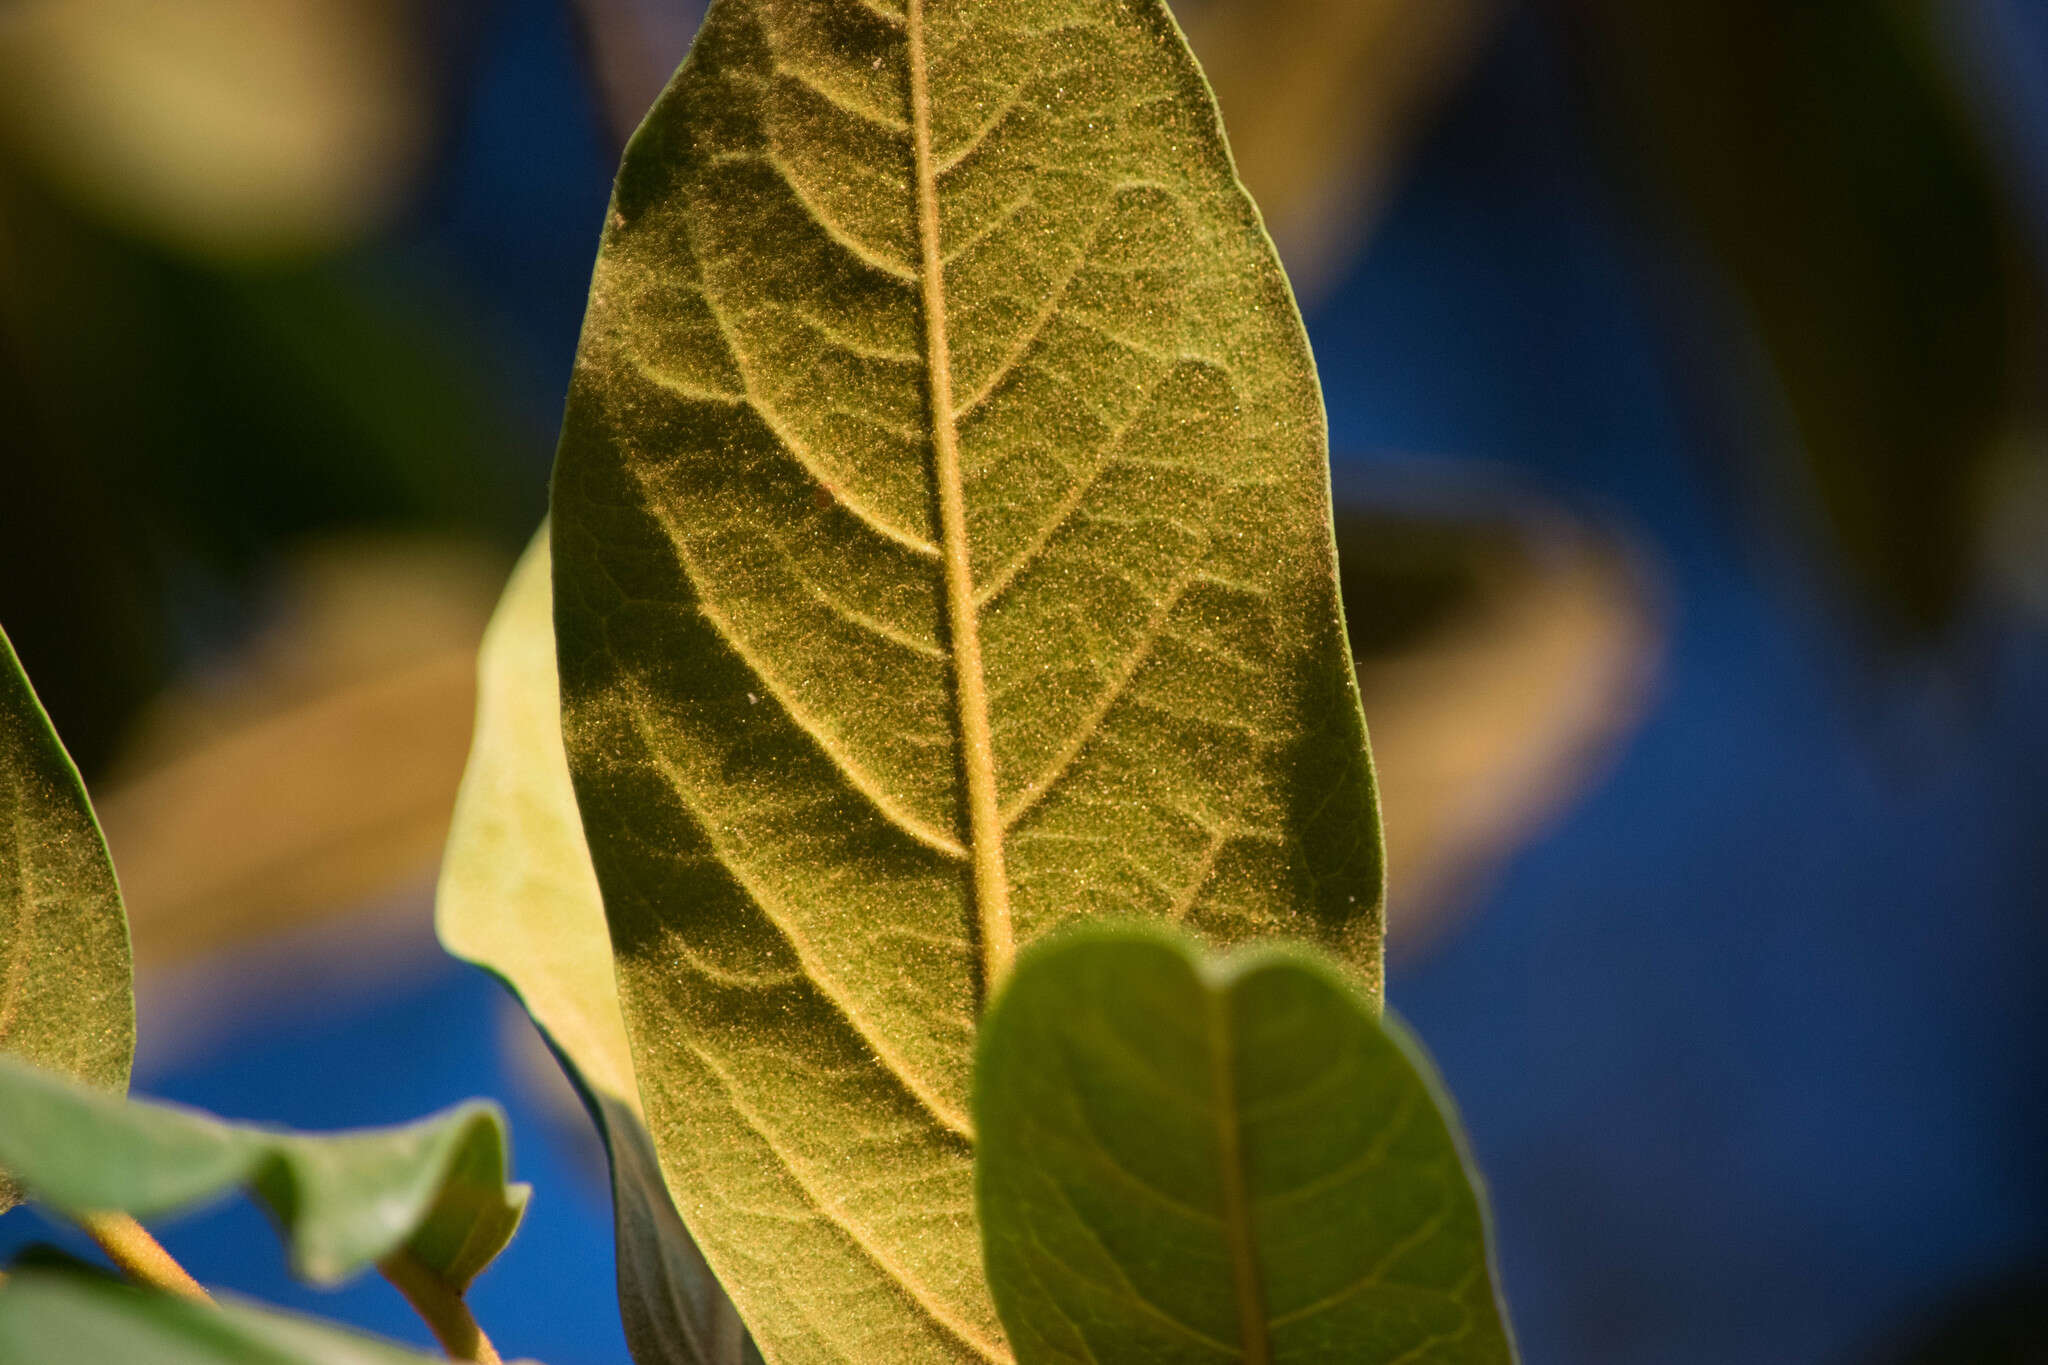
xmin=906 ymin=0 xmax=1014 ymax=1002
xmin=1206 ymin=979 xmax=1273 ymax=1365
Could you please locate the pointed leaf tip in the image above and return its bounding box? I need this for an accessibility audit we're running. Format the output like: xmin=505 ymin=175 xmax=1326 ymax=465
xmin=0 ymin=624 xmax=134 ymax=1215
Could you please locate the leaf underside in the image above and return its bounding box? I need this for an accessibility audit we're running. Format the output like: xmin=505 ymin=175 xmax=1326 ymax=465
xmin=0 ymin=624 xmax=134 ymax=1214
xmin=975 ymin=924 xmax=1516 ymax=1365
xmin=551 ymin=0 xmax=1381 ymax=1359
xmin=438 ymin=527 xmax=760 ymax=1365
xmin=0 ymin=1055 xmax=525 ymax=1293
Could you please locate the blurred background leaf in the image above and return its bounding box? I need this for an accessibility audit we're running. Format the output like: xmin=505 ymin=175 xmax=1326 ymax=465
xmin=0 ymin=0 xmax=431 ymax=264
xmin=1333 ymin=479 xmax=1662 ymax=957
xmin=97 ymin=536 xmax=506 ymax=975
xmin=1176 ymin=0 xmax=1502 ymax=303
xmin=1548 ymin=0 xmax=2046 ymax=644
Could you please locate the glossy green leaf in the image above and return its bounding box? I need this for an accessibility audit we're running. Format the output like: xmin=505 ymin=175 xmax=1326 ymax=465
xmin=551 ymin=0 xmax=1382 ymax=1357
xmin=0 ymin=624 xmax=134 ymax=1214
xmin=438 ymin=527 xmax=758 ymax=1365
xmin=0 ymin=1054 xmax=526 ymax=1292
xmin=0 ymin=1270 xmax=449 ymax=1365
xmin=975 ymin=923 xmax=1515 ymax=1365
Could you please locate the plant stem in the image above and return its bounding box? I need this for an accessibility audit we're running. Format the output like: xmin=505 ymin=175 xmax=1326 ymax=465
xmin=378 ymin=1250 xmax=503 ymax=1365
xmin=75 ymin=1211 xmax=212 ymax=1303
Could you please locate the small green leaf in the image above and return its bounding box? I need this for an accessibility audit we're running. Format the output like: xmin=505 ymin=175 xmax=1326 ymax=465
xmin=0 ymin=1055 xmax=526 ymax=1292
xmin=551 ymin=0 xmax=1382 ymax=1355
xmin=974 ymin=922 xmax=1515 ymax=1365
xmin=438 ymin=527 xmax=757 ymax=1365
xmin=0 ymin=624 xmax=134 ymax=1214
xmin=0 ymin=1270 xmax=450 ymax=1365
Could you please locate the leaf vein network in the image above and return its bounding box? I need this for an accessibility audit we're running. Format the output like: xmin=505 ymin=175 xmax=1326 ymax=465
xmin=619 ymin=703 xmax=977 ymax=1143
xmin=668 ymin=284 xmax=943 ymax=560
xmin=678 ymin=1037 xmax=1004 ymax=1363
xmin=772 ymin=61 xmax=912 ymax=135
xmin=630 ymin=488 xmax=963 ymax=859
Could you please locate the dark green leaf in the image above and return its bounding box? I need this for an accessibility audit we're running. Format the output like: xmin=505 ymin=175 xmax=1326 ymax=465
xmin=438 ymin=528 xmax=757 ymax=1365
xmin=0 ymin=1055 xmax=525 ymax=1292
xmin=975 ymin=922 xmax=1514 ymax=1364
xmin=550 ymin=0 xmax=1382 ymax=1355
xmin=0 ymin=624 xmax=133 ymax=1214
xmin=0 ymin=1270 xmax=448 ymax=1365
xmin=1565 ymin=0 xmax=2040 ymax=640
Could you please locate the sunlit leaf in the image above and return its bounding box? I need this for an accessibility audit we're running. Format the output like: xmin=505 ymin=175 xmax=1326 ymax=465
xmin=975 ymin=922 xmax=1515 ymax=1364
xmin=438 ymin=528 xmax=758 ymax=1365
xmin=0 ymin=1270 xmax=449 ymax=1365
xmin=0 ymin=625 xmax=133 ymax=1214
xmin=0 ymin=1055 xmax=525 ymax=1293
xmin=550 ymin=0 xmax=1382 ymax=1357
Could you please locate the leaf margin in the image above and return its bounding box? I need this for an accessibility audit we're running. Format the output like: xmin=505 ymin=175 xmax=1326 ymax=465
xmin=0 ymin=621 xmax=135 ymax=1215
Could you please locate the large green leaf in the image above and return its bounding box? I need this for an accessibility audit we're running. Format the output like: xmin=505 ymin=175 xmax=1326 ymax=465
xmin=975 ymin=923 xmax=1514 ymax=1364
xmin=0 ymin=1055 xmax=525 ymax=1292
xmin=0 ymin=1270 xmax=449 ymax=1365
xmin=438 ymin=527 xmax=758 ymax=1365
xmin=550 ymin=0 xmax=1382 ymax=1357
xmin=0 ymin=624 xmax=133 ymax=1214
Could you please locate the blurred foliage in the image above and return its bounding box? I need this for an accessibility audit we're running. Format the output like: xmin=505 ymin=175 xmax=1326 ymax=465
xmin=0 ymin=162 xmax=535 ymax=772
xmin=99 ymin=537 xmax=505 ymax=971
xmin=1870 ymin=1269 xmax=2048 ymax=1364
xmin=1553 ymin=0 xmax=2046 ymax=643
xmin=1335 ymin=494 xmax=1661 ymax=955
xmin=1172 ymin=0 xmax=2048 ymax=644
xmin=0 ymin=0 xmax=430 ymax=263
xmin=1177 ymin=0 xmax=1499 ymax=300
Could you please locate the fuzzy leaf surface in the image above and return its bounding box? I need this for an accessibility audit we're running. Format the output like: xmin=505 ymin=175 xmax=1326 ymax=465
xmin=0 ymin=1055 xmax=525 ymax=1291
xmin=0 ymin=1271 xmax=451 ymax=1365
xmin=551 ymin=0 xmax=1382 ymax=1357
xmin=0 ymin=624 xmax=133 ymax=1213
xmin=438 ymin=528 xmax=758 ymax=1365
xmin=975 ymin=923 xmax=1515 ymax=1364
